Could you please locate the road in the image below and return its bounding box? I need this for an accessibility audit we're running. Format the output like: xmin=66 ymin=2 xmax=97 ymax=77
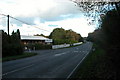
xmin=2 ymin=42 xmax=93 ymax=78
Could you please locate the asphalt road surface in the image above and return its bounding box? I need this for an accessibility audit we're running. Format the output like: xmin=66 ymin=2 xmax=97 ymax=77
xmin=2 ymin=42 xmax=93 ymax=78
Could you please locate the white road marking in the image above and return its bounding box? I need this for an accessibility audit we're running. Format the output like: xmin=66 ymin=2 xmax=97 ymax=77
xmin=73 ymin=51 xmax=88 ymax=53
xmin=66 ymin=51 xmax=90 ymax=79
xmin=1 ymin=64 xmax=34 ymax=76
xmin=54 ymin=51 xmax=69 ymax=56
xmin=73 ymin=51 xmax=79 ymax=53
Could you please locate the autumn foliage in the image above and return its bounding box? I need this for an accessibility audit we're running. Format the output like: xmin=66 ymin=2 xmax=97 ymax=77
xmin=49 ymin=28 xmax=83 ymax=45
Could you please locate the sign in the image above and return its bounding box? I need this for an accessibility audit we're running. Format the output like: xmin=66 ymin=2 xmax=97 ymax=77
xmin=45 ymin=39 xmax=53 ymax=43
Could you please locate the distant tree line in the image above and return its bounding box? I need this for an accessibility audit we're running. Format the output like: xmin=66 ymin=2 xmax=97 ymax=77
xmin=2 ymin=29 xmax=23 ymax=57
xmin=49 ymin=28 xmax=83 ymax=45
xmin=34 ymin=34 xmax=49 ymax=38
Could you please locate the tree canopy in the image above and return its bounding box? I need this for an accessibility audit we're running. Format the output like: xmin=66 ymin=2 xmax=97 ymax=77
xmin=72 ymin=0 xmax=120 ymax=26
xmin=86 ymin=2 xmax=120 ymax=79
xmin=49 ymin=28 xmax=83 ymax=44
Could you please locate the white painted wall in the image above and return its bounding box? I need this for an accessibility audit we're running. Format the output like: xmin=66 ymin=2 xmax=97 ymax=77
xmin=52 ymin=42 xmax=83 ymax=49
xmin=52 ymin=44 xmax=70 ymax=49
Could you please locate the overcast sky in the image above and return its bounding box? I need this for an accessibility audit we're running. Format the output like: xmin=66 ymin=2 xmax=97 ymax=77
xmin=0 ymin=0 xmax=96 ymax=37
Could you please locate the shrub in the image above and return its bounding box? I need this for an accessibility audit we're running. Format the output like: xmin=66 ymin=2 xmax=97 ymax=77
xmin=24 ymin=43 xmax=52 ymax=50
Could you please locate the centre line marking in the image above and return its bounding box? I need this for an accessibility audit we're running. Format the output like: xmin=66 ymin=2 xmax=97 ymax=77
xmin=1 ymin=64 xmax=34 ymax=76
xmin=74 ymin=51 xmax=79 ymax=53
xmin=54 ymin=51 xmax=69 ymax=56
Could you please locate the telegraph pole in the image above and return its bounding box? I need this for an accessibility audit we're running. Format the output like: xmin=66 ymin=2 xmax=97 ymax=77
xmin=7 ymin=15 xmax=9 ymax=35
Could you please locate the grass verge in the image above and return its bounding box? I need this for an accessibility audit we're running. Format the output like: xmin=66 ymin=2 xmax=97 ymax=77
xmin=72 ymin=44 xmax=114 ymax=79
xmin=2 ymin=52 xmax=37 ymax=62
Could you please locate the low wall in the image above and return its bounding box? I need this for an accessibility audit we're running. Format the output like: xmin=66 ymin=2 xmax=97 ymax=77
xmin=52 ymin=42 xmax=83 ymax=49
xmin=73 ymin=42 xmax=83 ymax=46
xmin=52 ymin=44 xmax=70 ymax=49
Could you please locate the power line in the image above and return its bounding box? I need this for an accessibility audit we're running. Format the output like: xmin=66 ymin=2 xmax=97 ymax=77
xmin=0 ymin=13 xmax=50 ymax=32
xmin=32 ymin=26 xmax=50 ymax=32
xmin=9 ymin=16 xmax=31 ymax=25
xmin=9 ymin=15 xmax=50 ymax=32
xmin=10 ymin=16 xmax=50 ymax=32
xmin=0 ymin=13 xmax=7 ymax=17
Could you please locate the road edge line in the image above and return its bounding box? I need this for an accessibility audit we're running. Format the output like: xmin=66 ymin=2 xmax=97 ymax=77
xmin=66 ymin=43 xmax=93 ymax=79
xmin=1 ymin=64 xmax=34 ymax=76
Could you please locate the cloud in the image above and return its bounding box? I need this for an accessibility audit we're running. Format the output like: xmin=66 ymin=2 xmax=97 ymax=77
xmin=1 ymin=16 xmax=95 ymax=37
xmin=0 ymin=0 xmax=80 ymax=20
xmin=48 ymin=24 xmax=58 ymax=27
xmin=44 ymin=17 xmax=95 ymax=37
xmin=0 ymin=0 xmax=82 ymax=26
xmin=0 ymin=0 xmax=95 ymax=37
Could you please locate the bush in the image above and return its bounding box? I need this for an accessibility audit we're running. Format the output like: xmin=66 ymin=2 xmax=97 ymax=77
xmin=87 ymin=8 xmax=120 ymax=79
xmin=2 ymin=30 xmax=23 ymax=57
xmin=25 ymin=43 xmax=52 ymax=50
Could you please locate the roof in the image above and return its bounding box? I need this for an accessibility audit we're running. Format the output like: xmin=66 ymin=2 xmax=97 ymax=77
xmin=21 ymin=35 xmax=49 ymax=40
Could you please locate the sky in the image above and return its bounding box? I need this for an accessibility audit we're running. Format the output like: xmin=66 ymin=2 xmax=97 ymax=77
xmin=0 ymin=0 xmax=96 ymax=37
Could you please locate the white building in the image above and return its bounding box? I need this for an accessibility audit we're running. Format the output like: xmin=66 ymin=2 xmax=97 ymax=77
xmin=21 ymin=35 xmax=52 ymax=45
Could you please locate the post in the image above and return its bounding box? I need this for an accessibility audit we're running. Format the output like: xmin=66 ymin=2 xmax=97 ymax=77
xmin=7 ymin=15 xmax=9 ymax=35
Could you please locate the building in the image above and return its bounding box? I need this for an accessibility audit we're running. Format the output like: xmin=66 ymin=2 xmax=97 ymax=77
xmin=21 ymin=35 xmax=52 ymax=50
xmin=21 ymin=35 xmax=52 ymax=45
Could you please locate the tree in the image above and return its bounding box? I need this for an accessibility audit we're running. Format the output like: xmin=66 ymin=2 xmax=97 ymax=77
xmin=72 ymin=0 xmax=120 ymax=25
xmin=49 ymin=28 xmax=83 ymax=44
xmin=87 ymin=28 xmax=107 ymax=48
xmin=34 ymin=34 xmax=48 ymax=38
xmin=17 ymin=29 xmax=21 ymax=40
xmin=86 ymin=4 xmax=120 ymax=79
xmin=70 ymin=0 xmax=120 ymax=79
xmin=2 ymin=30 xmax=10 ymax=57
xmin=49 ymin=28 xmax=66 ymax=40
xmin=2 ymin=29 xmax=23 ymax=57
